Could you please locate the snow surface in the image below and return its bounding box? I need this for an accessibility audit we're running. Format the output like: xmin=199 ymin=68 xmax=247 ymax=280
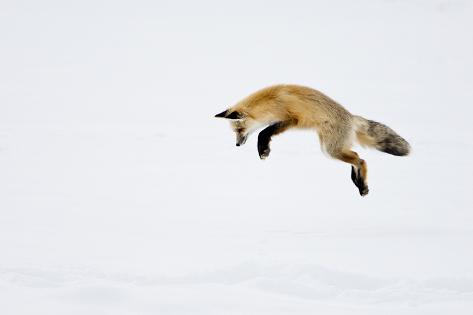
xmin=1 ymin=0 xmax=473 ymax=314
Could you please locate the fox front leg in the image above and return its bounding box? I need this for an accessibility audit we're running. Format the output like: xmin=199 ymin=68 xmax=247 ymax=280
xmin=257 ymin=137 xmax=271 ymax=159
xmin=257 ymin=121 xmax=294 ymax=160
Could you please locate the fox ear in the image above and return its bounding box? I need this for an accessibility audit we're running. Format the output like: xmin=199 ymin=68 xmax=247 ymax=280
xmin=215 ymin=110 xmax=229 ymax=118
xmin=226 ymin=111 xmax=244 ymax=119
xmin=214 ymin=110 xmax=244 ymax=119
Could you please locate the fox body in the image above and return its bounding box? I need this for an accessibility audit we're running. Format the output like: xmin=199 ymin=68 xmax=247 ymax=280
xmin=215 ymin=84 xmax=410 ymax=196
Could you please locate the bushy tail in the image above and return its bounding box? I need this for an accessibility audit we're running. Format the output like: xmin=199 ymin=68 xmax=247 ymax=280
xmin=353 ymin=116 xmax=411 ymax=156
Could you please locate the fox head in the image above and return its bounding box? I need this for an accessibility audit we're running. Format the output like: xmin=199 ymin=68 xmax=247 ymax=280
xmin=215 ymin=109 xmax=257 ymax=146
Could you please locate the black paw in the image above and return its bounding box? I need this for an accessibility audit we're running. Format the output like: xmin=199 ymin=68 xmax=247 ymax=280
xmin=358 ymin=185 xmax=369 ymax=196
xmin=258 ymin=143 xmax=270 ymax=160
xmin=351 ymin=166 xmax=358 ymax=186
xmin=259 ymin=148 xmax=270 ymax=160
xmin=350 ymin=166 xmax=369 ymax=196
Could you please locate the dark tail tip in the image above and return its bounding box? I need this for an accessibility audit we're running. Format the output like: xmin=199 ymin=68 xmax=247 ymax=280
xmin=380 ymin=147 xmax=409 ymax=156
xmin=378 ymin=138 xmax=411 ymax=156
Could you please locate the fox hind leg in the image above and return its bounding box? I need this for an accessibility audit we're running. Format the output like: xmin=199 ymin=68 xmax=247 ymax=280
xmin=335 ymin=150 xmax=369 ymax=196
xmin=257 ymin=121 xmax=294 ymax=160
xmin=350 ymin=165 xmax=367 ymax=195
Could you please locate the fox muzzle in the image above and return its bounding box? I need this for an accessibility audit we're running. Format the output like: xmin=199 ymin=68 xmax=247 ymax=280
xmin=236 ymin=133 xmax=248 ymax=146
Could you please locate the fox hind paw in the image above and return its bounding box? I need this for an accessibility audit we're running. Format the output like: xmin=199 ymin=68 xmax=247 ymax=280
xmin=351 ymin=166 xmax=358 ymax=186
xmin=350 ymin=166 xmax=369 ymax=196
xmin=358 ymin=185 xmax=369 ymax=196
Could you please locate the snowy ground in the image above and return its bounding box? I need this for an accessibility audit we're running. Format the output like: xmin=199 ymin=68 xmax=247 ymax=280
xmin=1 ymin=0 xmax=473 ymax=314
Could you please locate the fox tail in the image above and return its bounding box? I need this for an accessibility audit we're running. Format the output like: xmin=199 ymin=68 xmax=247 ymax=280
xmin=353 ymin=115 xmax=411 ymax=156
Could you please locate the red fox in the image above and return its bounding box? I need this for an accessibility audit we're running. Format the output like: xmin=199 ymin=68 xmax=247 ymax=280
xmin=215 ymin=84 xmax=410 ymax=196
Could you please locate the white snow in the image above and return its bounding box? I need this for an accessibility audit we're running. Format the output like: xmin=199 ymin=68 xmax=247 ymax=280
xmin=1 ymin=0 xmax=473 ymax=314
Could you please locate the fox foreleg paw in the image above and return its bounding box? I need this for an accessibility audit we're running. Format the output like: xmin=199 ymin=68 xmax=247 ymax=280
xmin=257 ymin=140 xmax=271 ymax=159
xmin=258 ymin=145 xmax=270 ymax=160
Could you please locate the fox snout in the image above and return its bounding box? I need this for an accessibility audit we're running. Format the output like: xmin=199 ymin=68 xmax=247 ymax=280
xmin=236 ymin=133 xmax=248 ymax=146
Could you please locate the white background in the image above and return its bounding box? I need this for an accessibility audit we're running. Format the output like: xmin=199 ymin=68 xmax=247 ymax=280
xmin=1 ymin=0 xmax=472 ymax=314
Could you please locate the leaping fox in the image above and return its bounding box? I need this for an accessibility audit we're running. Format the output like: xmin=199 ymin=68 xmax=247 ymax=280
xmin=215 ymin=84 xmax=410 ymax=196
